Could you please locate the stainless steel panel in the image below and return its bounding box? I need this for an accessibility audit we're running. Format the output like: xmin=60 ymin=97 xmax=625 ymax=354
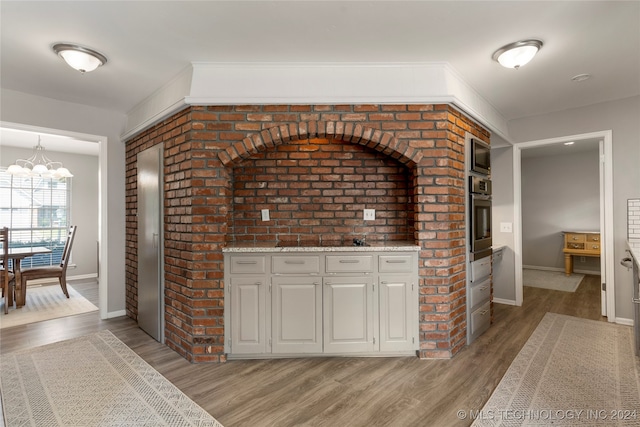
xmin=470 ymin=301 xmax=491 ymax=336
xmin=469 ymin=277 xmax=491 ymax=310
xmin=137 ymin=144 xmax=163 ymax=342
xmin=470 ymin=256 xmax=491 ymax=283
xmin=470 ymin=176 xmax=492 ymax=195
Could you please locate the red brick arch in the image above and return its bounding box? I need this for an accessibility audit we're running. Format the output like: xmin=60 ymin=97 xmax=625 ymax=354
xmin=217 ymin=121 xmax=423 ymax=167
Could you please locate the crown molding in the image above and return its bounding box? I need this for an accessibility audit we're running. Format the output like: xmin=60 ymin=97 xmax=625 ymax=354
xmin=122 ymin=62 xmax=510 ymax=142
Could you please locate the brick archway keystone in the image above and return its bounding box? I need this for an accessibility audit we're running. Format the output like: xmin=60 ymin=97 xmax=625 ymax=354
xmin=218 ymin=121 xmax=423 ymax=167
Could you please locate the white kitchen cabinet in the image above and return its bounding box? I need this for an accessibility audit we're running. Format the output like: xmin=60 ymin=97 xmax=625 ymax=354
xmin=379 ymin=274 xmax=416 ymax=352
xmin=323 ymin=276 xmax=375 ymax=353
xmin=229 ymin=276 xmax=267 ymax=354
xmin=272 ymin=276 xmax=323 ymax=353
xmin=224 ymin=249 xmax=419 ymax=358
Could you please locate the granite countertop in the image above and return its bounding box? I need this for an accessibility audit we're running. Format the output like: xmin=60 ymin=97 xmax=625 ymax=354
xmin=627 ymin=239 xmax=640 ymax=263
xmin=222 ymin=240 xmax=420 ymax=253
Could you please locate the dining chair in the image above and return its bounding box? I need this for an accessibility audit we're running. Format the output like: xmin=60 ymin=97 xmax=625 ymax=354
xmin=20 ymin=225 xmax=77 ymax=299
xmin=1 ymin=227 xmax=16 ymax=314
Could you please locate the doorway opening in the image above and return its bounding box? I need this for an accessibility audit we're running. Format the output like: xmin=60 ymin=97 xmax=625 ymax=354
xmin=513 ymin=130 xmax=615 ymax=321
xmin=0 ymin=121 xmax=108 ymax=320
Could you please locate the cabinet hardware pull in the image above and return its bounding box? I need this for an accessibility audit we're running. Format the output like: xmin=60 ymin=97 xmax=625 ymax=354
xmin=284 ymin=260 xmax=305 ymax=264
xmin=479 ymin=286 xmax=488 ymax=291
xmin=593 ymin=238 xmax=599 ymax=241
xmin=632 ymin=298 xmax=640 ymax=304
xmin=314 ymin=282 xmax=320 ymax=286
xmin=593 ymin=245 xmax=599 ymax=249
xmin=381 ymin=281 xmax=388 ymax=284
xmin=236 ymin=260 xmax=257 ymax=265
xmin=255 ymin=282 xmax=262 ymax=286
xmin=385 ymin=260 xmax=407 ymax=263
xmin=480 ymin=310 xmax=489 ymax=315
xmin=339 ymin=259 xmax=359 ymax=263
xmin=572 ymin=237 xmax=579 ymax=240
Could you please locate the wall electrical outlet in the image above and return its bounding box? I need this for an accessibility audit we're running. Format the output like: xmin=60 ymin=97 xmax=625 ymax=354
xmin=363 ymin=209 xmax=376 ymax=221
xmin=261 ymin=209 xmax=270 ymax=221
xmin=500 ymin=222 xmax=513 ymax=233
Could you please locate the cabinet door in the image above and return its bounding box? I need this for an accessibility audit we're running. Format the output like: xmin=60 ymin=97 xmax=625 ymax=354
xmin=379 ymin=274 xmax=417 ymax=352
xmin=323 ymin=276 xmax=375 ymax=353
xmin=230 ymin=276 xmax=267 ymax=354
xmin=272 ymin=276 xmax=322 ymax=353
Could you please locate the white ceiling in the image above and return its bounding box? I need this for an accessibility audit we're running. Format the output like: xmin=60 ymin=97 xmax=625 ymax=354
xmin=1 ymin=1 xmax=639 ymax=155
xmin=520 ymin=138 xmax=600 ymax=159
xmin=0 ymin=127 xmax=99 ymax=156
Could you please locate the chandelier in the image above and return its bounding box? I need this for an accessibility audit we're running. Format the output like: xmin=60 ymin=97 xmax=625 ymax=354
xmin=7 ymin=137 xmax=73 ymax=178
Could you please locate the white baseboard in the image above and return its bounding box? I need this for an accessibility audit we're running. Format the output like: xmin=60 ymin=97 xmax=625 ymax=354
xmin=615 ymin=317 xmax=633 ymax=326
xmin=25 ymin=273 xmax=98 ymax=286
xmin=572 ymin=268 xmax=601 ymax=275
xmin=106 ymin=310 xmax=126 ymax=319
xmin=493 ymin=298 xmax=517 ymax=306
xmin=523 ymin=265 xmax=600 ymax=275
xmin=69 ymin=273 xmax=98 ymax=281
xmin=523 ymin=265 xmax=564 ymax=272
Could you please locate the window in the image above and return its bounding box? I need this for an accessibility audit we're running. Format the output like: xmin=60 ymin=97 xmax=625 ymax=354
xmin=0 ymin=168 xmax=72 ymax=268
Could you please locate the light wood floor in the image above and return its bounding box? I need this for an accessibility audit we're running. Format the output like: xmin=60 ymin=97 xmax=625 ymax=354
xmin=0 ymin=275 xmax=604 ymax=427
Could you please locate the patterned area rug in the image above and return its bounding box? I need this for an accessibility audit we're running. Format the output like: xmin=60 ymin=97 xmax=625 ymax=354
xmin=523 ymin=269 xmax=585 ymax=292
xmin=0 ymin=284 xmax=99 ymax=329
xmin=0 ymin=330 xmax=223 ymax=426
xmin=472 ymin=313 xmax=640 ymax=426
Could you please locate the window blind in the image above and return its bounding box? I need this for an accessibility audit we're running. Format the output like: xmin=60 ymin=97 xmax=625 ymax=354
xmin=0 ymin=169 xmax=72 ymax=268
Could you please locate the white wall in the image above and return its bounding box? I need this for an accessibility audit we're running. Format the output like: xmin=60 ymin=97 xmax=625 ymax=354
xmin=0 ymin=146 xmax=99 ymax=277
xmin=522 ymin=149 xmax=600 ymax=273
xmin=507 ymin=95 xmax=640 ymax=321
xmin=0 ymin=89 xmax=127 ymax=317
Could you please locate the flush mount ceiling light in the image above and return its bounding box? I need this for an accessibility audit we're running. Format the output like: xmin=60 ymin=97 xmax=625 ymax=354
xmin=571 ymin=73 xmax=591 ymax=83
xmin=52 ymin=43 xmax=107 ymax=73
xmin=492 ymin=39 xmax=543 ymax=69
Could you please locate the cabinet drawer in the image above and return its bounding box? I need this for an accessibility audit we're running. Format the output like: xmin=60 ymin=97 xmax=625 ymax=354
xmin=272 ymin=256 xmax=320 ymax=274
xmin=326 ymin=255 xmax=373 ymax=273
xmin=469 ymin=278 xmax=491 ymax=310
xmin=470 ymin=301 xmax=491 ymax=335
xmin=586 ymin=234 xmax=600 ymax=243
xmin=229 ymin=256 xmax=266 ymax=274
xmin=470 ymin=256 xmax=491 ymax=283
xmin=379 ymin=255 xmax=413 ymax=273
xmin=586 ymin=242 xmax=601 ymax=252
xmin=566 ymin=242 xmax=585 ymax=250
xmin=565 ymin=233 xmax=585 ymax=244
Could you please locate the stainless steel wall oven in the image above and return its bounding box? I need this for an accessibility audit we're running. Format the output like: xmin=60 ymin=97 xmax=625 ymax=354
xmin=470 ymin=175 xmax=492 ymax=260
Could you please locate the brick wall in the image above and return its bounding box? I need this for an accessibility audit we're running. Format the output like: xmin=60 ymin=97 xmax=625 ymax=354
xmin=231 ymin=137 xmax=414 ymax=244
xmin=125 ymin=104 xmax=489 ymax=362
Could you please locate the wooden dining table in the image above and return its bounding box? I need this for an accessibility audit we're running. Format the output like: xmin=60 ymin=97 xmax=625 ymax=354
xmin=7 ymin=246 xmax=52 ymax=307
